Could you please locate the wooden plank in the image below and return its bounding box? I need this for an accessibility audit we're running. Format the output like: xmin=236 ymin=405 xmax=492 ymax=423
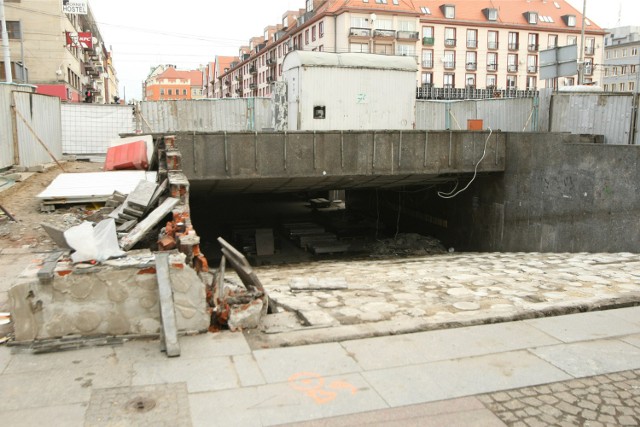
xmin=120 ymin=197 xmax=179 ymax=251
xmin=155 ymin=253 xmax=180 ymax=357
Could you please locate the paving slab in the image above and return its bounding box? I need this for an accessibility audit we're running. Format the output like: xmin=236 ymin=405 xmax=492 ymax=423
xmin=0 ymin=346 xmax=10 ymax=374
xmin=622 ymin=334 xmax=640 ymax=349
xmin=178 ymin=330 xmax=252 ymax=358
xmin=232 ymin=354 xmax=267 ymax=387
xmin=609 ymin=305 xmax=640 ymax=326
xmin=362 ymin=350 xmax=572 ymax=407
xmin=529 ymin=339 xmax=640 ymax=377
xmin=132 ymin=356 xmax=239 ymax=393
xmin=85 ymin=383 xmax=191 ymax=427
xmin=0 ymin=362 xmax=131 ymax=411
xmin=524 ymin=309 xmax=640 ymax=343
xmin=283 ymin=397 xmax=507 ymax=427
xmin=253 ymin=342 xmax=361 ymax=384
xmin=341 ymin=321 xmax=562 ymax=371
xmin=1 ymin=403 xmax=87 ymax=426
xmin=189 ymin=372 xmax=387 ymax=427
xmin=3 ymin=345 xmax=116 ymax=374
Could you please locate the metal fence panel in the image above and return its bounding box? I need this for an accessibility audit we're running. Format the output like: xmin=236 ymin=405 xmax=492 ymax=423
xmin=138 ymin=98 xmax=273 ymax=133
xmin=415 ymin=100 xmax=448 ymax=130
xmin=61 ymin=103 xmax=135 ymax=154
xmin=13 ymin=92 xmax=63 ymax=167
xmin=448 ymin=101 xmax=477 ymax=130
xmin=0 ymin=84 xmax=35 ymax=169
xmin=477 ymin=98 xmax=536 ymax=132
xmin=551 ymin=93 xmax=634 ymax=145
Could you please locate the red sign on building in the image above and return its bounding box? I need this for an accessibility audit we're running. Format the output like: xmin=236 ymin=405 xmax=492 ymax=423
xmin=65 ymin=31 xmax=93 ymax=49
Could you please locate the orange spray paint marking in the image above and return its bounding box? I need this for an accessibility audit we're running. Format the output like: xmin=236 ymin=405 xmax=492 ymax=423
xmin=288 ymin=372 xmax=357 ymax=405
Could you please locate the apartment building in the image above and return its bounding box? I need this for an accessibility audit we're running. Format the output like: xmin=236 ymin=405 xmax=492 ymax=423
xmin=210 ymin=0 xmax=604 ymax=98
xmin=603 ymin=26 xmax=640 ymax=93
xmin=143 ymin=65 xmax=205 ymax=101
xmin=1 ymin=0 xmax=118 ymax=103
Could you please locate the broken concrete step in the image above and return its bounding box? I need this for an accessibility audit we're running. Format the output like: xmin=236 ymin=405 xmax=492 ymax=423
xmin=127 ymin=180 xmax=158 ymax=211
xmin=310 ymin=242 xmax=350 ymax=254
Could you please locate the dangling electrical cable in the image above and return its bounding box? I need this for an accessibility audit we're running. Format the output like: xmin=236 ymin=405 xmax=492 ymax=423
xmin=438 ymin=127 xmax=493 ymax=199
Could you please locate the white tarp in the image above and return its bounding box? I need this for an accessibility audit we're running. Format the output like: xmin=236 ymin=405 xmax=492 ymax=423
xmin=64 ymin=219 xmax=125 ymax=263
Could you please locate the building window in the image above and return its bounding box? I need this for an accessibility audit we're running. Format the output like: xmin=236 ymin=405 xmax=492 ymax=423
xmin=526 ymin=76 xmax=537 ymax=90
xmin=422 ymin=49 xmax=434 ymax=68
xmin=507 ymin=75 xmax=517 ymax=89
xmin=350 ymin=42 xmax=369 ymax=53
xmin=396 ymin=44 xmax=415 ymax=56
xmin=183 ymin=89 xmax=187 ymax=95
xmin=527 ymin=55 xmax=538 ymax=73
xmin=563 ymin=15 xmax=576 ymax=27
xmin=444 ymin=28 xmax=456 ymax=47
xmin=465 ymin=74 xmax=476 ymax=88
xmin=423 ymin=26 xmax=434 ymax=45
xmin=421 ymin=72 xmax=433 ymax=86
xmin=160 ymin=89 xmax=165 ymax=95
xmin=567 ymin=36 xmax=577 ymax=45
xmin=442 ymin=5 xmax=455 ymax=19
xmin=466 ymin=51 xmax=477 ymax=70
xmin=630 ymin=82 xmax=635 ymax=92
xmin=528 ymin=33 xmax=539 ymax=51
xmin=319 ymin=21 xmax=324 ymax=37
xmin=467 ymin=29 xmax=478 ymax=48
xmin=525 ymin=12 xmax=538 ymax=25
xmin=508 ymin=54 xmax=518 ymax=72
xmin=374 ymin=19 xmax=392 ymax=30
xmin=6 ymin=21 xmax=21 ymax=39
xmin=585 ymin=37 xmax=595 ymax=55
xmin=444 ymin=51 xmax=455 ymax=69
xmin=443 ymin=73 xmax=455 ymax=88
xmin=487 ymin=31 xmax=498 ymax=50
xmin=633 ymin=48 xmax=639 ymax=56
xmin=508 ymin=32 xmax=519 ymax=50
xmin=398 ymin=20 xmax=415 ymax=31
xmin=483 ymin=8 xmax=498 ymax=21
xmin=584 ymin=58 xmax=593 ymax=75
xmin=421 ymin=6 xmax=431 ymax=14
xmin=548 ymin=34 xmax=558 ymax=49
xmin=620 ymin=83 xmax=625 ymax=91
xmin=305 ymin=29 xmax=309 ymax=45
xmin=487 ymin=52 xmax=497 ymax=71
xmin=168 ymin=89 xmax=173 ymax=95
xmin=486 ymin=74 xmax=497 ymax=89
xmin=312 ymin=26 xmax=316 ymax=41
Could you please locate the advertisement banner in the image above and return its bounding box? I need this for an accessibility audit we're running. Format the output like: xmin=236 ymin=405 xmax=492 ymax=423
xmin=62 ymin=0 xmax=88 ymax=15
xmin=65 ymin=32 xmax=93 ymax=49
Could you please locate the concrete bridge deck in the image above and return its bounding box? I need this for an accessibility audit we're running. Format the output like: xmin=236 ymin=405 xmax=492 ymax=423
xmin=174 ymin=131 xmax=505 ymax=194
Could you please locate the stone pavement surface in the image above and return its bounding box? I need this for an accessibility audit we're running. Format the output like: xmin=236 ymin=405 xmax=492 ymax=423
xmin=251 ymin=252 xmax=640 ymax=347
xmin=1 ymin=306 xmax=640 ymax=426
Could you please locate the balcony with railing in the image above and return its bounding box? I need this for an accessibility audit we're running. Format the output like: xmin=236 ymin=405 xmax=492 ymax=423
xmin=444 ymin=38 xmax=456 ymax=47
xmin=467 ymin=40 xmax=478 ymax=49
xmin=422 ymin=59 xmax=434 ymax=68
xmin=507 ymin=64 xmax=518 ymax=73
xmin=444 ymin=61 xmax=456 ymax=70
xmin=466 ymin=62 xmax=477 ymax=71
xmin=249 ymin=83 xmax=257 ymax=90
xmin=374 ymin=29 xmax=396 ymax=39
xmin=584 ymin=46 xmax=595 ymax=55
xmin=350 ymin=27 xmax=371 ymax=38
xmin=585 ymin=65 xmax=594 ymax=76
xmin=488 ymin=41 xmax=499 ymax=50
xmin=249 ymin=66 xmax=257 ymax=74
xmin=527 ymin=65 xmax=538 ymax=73
xmin=267 ymin=76 xmax=276 ymax=83
xmin=422 ymin=37 xmax=434 ymax=46
xmin=487 ymin=63 xmax=498 ymax=72
xmin=508 ymin=42 xmax=519 ymax=50
xmin=266 ymin=58 xmax=276 ymax=66
xmin=528 ymin=43 xmax=539 ymax=52
xmin=397 ymin=31 xmax=419 ymax=40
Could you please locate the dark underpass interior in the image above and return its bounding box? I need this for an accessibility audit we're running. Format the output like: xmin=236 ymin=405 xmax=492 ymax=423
xmin=189 ymin=186 xmax=457 ymax=266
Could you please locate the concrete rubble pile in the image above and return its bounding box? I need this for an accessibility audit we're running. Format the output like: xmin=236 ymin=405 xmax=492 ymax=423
xmin=367 ymin=233 xmax=447 ymax=257
xmin=5 ymin=135 xmax=222 ymax=352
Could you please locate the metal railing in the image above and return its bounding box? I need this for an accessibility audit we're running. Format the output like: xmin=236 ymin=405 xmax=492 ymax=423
xmin=487 ymin=41 xmax=499 ymax=50
xmin=416 ymin=86 xmax=539 ymax=100
xmin=350 ymin=27 xmax=371 ymax=37
xmin=397 ymin=31 xmax=419 ymax=40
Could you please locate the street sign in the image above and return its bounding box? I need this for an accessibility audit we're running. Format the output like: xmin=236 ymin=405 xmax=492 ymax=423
xmin=62 ymin=0 xmax=88 ymax=15
xmin=540 ymin=45 xmax=578 ymax=80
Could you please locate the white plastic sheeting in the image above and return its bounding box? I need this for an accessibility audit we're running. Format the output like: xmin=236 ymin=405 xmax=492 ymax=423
xmin=62 ymin=103 xmax=135 ymax=154
xmin=138 ymin=98 xmax=273 ymax=133
xmin=64 ymin=219 xmax=125 ymax=264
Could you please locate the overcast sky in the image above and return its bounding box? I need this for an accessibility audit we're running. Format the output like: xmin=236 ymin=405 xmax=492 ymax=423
xmin=88 ymin=0 xmax=640 ymax=101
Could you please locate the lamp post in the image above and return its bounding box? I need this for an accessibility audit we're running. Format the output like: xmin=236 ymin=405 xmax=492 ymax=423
xmin=0 ymin=0 xmax=13 ymax=83
xmin=578 ymin=0 xmax=587 ymax=85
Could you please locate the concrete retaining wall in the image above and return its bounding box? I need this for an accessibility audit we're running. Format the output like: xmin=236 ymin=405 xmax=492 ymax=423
xmin=385 ymin=133 xmax=640 ymax=253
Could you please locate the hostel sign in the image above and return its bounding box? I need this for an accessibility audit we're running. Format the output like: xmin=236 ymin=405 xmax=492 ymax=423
xmin=62 ymin=0 xmax=88 ymax=15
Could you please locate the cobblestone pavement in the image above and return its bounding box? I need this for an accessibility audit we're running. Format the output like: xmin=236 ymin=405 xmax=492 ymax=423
xmin=479 ymin=369 xmax=640 ymax=427
xmin=255 ymin=252 xmax=640 ymax=333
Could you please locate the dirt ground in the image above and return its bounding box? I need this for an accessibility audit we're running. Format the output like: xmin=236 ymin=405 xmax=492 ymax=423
xmin=0 ymin=160 xmax=104 ymax=251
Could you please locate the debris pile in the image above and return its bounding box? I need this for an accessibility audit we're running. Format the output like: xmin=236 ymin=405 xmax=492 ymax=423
xmin=367 ymin=233 xmax=447 ymax=257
